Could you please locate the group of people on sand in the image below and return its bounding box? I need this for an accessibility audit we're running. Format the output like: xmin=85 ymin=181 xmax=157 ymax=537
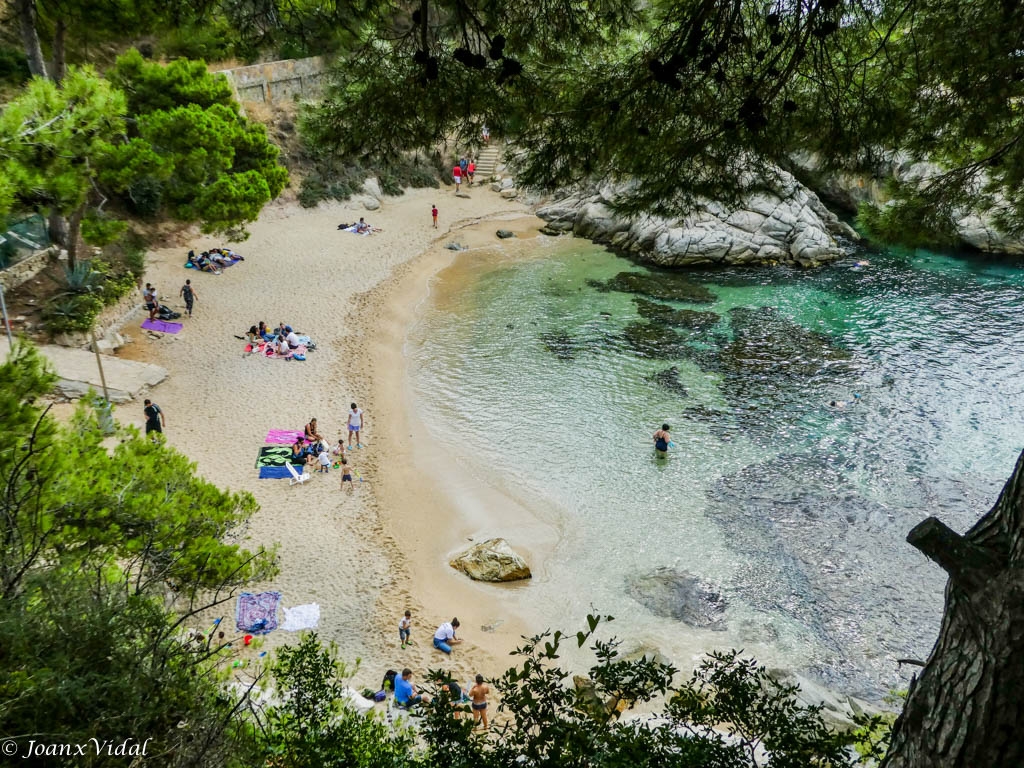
xmin=392 ymin=612 xmax=491 ymax=728
xmin=187 ymin=247 xmax=243 ymax=275
xmin=244 ymin=321 xmax=314 ymax=360
xmin=452 ymin=155 xmax=476 ymax=193
xmin=290 ymin=408 xmax=366 ymax=490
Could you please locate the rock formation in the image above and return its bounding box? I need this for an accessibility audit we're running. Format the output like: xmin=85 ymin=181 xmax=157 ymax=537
xmin=537 ymin=170 xmax=856 ymax=268
xmin=449 ymin=538 xmax=532 ymax=582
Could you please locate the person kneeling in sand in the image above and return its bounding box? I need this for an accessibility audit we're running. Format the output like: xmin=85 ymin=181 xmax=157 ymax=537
xmin=433 ymin=618 xmax=462 ymax=654
xmin=394 ymin=669 xmax=430 ymax=709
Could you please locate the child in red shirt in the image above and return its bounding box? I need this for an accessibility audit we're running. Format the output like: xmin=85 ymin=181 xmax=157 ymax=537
xmin=432 ymin=205 xmax=438 ymax=228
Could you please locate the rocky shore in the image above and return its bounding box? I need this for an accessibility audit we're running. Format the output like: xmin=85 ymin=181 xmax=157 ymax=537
xmin=535 ymin=169 xmax=858 ymax=268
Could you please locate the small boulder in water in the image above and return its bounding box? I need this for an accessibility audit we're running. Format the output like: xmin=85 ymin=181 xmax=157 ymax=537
xmin=646 ymin=365 xmax=689 ymax=396
xmin=450 ymin=538 xmax=532 ymax=582
xmin=540 ymin=330 xmax=577 ymax=361
xmin=445 ymin=242 xmax=467 ymax=251
xmin=496 ymin=229 xmax=516 ymax=239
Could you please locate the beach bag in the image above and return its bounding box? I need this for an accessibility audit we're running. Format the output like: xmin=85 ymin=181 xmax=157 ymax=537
xmin=158 ymin=305 xmax=181 ymax=320
xmin=374 ymin=690 xmax=387 ymax=702
xmin=293 ymin=353 xmax=306 ymax=361
xmin=382 ymin=669 xmax=398 ymax=692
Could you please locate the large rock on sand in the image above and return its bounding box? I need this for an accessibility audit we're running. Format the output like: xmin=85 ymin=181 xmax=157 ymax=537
xmin=450 ymin=538 xmax=532 ymax=582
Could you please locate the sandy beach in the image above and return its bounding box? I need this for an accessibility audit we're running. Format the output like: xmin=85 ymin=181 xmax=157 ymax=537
xmin=119 ymin=185 xmax=551 ymax=690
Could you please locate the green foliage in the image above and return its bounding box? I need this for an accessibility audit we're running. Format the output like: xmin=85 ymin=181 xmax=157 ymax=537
xmin=81 ymin=209 xmax=129 ymax=246
xmin=0 ymin=44 xmax=29 ymax=86
xmin=0 ymin=67 xmax=125 ymax=220
xmin=107 ymin=48 xmax=238 ymax=116
xmin=0 ymin=342 xmax=275 ymax=765
xmin=157 ymin=20 xmax=246 ymax=63
xmin=297 ymin=155 xmax=439 ymax=208
xmin=42 ymin=292 xmax=105 ymax=333
xmin=261 ymin=633 xmax=415 ymax=768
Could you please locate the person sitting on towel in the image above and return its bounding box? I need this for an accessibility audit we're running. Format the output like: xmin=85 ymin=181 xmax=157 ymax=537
xmin=355 ymin=217 xmax=371 ymax=234
xmin=291 ymin=439 xmax=315 ymax=466
xmin=246 ymin=325 xmax=262 ymax=344
xmin=189 ymin=251 xmax=220 ymax=274
xmin=208 ymin=250 xmax=234 ymax=267
xmin=305 ymin=418 xmax=325 ymax=445
xmin=276 ymin=335 xmax=292 ymax=357
xmin=258 ymin=321 xmax=274 ymax=341
xmin=286 ymin=326 xmax=301 ymax=349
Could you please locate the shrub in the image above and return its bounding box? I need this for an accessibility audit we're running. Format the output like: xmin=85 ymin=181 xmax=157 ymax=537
xmin=43 ymin=294 xmax=105 ymax=334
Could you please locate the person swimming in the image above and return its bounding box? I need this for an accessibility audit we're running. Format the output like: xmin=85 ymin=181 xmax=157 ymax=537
xmin=653 ymin=423 xmax=671 ymax=454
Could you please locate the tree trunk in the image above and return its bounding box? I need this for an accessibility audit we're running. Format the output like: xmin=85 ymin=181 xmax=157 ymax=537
xmin=13 ymin=0 xmax=48 ymax=79
xmin=882 ymin=449 xmax=1024 ymax=767
xmin=51 ymin=17 xmax=67 ymax=84
xmin=48 ymin=209 xmax=70 ymax=262
xmin=65 ymin=206 xmax=85 ymax=268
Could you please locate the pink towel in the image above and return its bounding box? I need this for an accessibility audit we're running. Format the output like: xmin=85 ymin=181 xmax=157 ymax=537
xmin=265 ymin=429 xmax=304 ymax=444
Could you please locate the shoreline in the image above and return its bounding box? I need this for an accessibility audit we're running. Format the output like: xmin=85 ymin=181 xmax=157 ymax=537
xmin=349 ymin=213 xmax=564 ymax=676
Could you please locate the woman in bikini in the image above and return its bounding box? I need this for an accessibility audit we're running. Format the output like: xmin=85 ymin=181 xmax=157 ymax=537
xmin=469 ymin=674 xmax=490 ymax=729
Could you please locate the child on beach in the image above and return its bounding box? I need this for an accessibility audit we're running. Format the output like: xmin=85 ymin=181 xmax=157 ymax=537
xmin=332 ymin=439 xmax=346 ymax=462
xmin=317 ymin=450 xmax=331 ymax=473
xmin=432 ymin=205 xmax=438 ymax=228
xmin=470 ymin=674 xmax=490 ymax=729
xmin=340 ymin=458 xmax=355 ymax=490
xmin=399 ymin=610 xmax=413 ymax=648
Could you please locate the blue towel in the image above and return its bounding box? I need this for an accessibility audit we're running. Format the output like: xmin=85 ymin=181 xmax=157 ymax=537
xmin=258 ymin=465 xmax=296 ymax=479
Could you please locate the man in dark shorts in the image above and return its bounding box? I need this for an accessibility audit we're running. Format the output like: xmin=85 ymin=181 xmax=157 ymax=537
xmin=144 ymin=399 xmax=165 ymax=439
xmin=143 ymin=283 xmax=158 ymax=320
xmin=179 ymin=279 xmax=197 ymax=317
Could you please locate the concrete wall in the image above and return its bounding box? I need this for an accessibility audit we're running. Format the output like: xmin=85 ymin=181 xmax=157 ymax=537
xmin=218 ymin=56 xmax=327 ymax=106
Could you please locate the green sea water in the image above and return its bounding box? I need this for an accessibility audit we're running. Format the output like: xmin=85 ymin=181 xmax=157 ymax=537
xmin=407 ymin=236 xmax=1024 ymax=700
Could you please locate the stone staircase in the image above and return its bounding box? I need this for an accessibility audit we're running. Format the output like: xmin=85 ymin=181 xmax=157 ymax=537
xmin=473 ymin=144 xmax=502 ymax=180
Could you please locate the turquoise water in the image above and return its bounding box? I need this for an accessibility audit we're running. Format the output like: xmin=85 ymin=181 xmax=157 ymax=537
xmin=408 ymin=238 xmax=1024 ymax=700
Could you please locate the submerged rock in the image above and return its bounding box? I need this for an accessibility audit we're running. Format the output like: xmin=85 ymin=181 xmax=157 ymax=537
xmin=634 ymin=298 xmax=720 ymax=331
xmin=621 ymin=322 xmax=689 ymax=359
xmin=540 ymin=330 xmax=578 ymax=361
xmin=646 ymin=365 xmax=689 ymax=396
xmin=591 ymin=271 xmax=716 ymax=304
xmin=496 ymin=229 xmax=516 ymax=239
xmin=449 ymin=538 xmax=532 ymax=582
xmin=625 ymin=567 xmax=727 ymax=630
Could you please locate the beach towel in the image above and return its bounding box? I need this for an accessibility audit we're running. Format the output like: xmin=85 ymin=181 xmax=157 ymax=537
xmin=141 ymin=319 xmax=183 ymax=334
xmin=256 ymin=445 xmax=295 ymax=467
xmin=281 ymin=603 xmax=321 ymax=631
xmin=265 ymin=429 xmax=305 ymax=444
xmin=258 ymin=465 xmax=295 ymax=479
xmin=236 ymin=591 xmax=281 ymax=634
xmin=185 ymin=257 xmax=241 ymax=269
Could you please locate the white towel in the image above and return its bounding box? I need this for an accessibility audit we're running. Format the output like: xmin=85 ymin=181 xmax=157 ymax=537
xmin=280 ymin=603 xmax=321 ymax=631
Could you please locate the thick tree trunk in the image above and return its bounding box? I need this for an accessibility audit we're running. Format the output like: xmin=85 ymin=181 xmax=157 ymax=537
xmin=14 ymin=0 xmax=48 ymax=79
xmin=882 ymin=449 xmax=1024 ymax=767
xmin=65 ymin=206 xmax=85 ymax=268
xmin=51 ymin=18 xmax=67 ymax=84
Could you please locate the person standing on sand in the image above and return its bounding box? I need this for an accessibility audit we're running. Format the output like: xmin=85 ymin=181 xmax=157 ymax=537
xmin=143 ymin=399 xmax=165 ymax=439
xmin=432 ymin=204 xmax=438 ymax=228
xmin=470 ymin=674 xmax=490 ymax=729
xmin=433 ymin=617 xmax=462 ymax=654
xmin=399 ymin=609 xmax=413 ymax=648
xmin=347 ymin=403 xmax=364 ymax=448
xmin=339 ymin=457 xmax=355 ymax=490
xmin=452 ymin=163 xmax=462 ymax=193
xmin=179 ymin=279 xmax=197 ymax=317
xmin=143 ymin=283 xmax=158 ymax=321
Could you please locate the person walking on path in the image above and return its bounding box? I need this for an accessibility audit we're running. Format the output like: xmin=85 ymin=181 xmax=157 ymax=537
xmin=143 ymin=283 xmax=159 ymax=321
xmin=433 ymin=617 xmax=462 ymax=654
xmin=470 ymin=674 xmax=490 ymax=729
xmin=432 ymin=204 xmax=438 ymax=228
xmin=179 ymin=279 xmax=197 ymax=317
xmin=481 ymin=124 xmax=490 ymax=143
xmin=399 ymin=610 xmax=413 ymax=648
xmin=143 ymin=399 xmax=165 ymax=439
xmin=347 ymin=403 xmax=364 ymax=448
xmin=452 ymin=163 xmax=462 ymax=193
xmin=467 ymin=158 xmax=475 ymax=186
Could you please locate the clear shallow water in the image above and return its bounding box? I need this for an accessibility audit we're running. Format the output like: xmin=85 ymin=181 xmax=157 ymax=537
xmin=408 ymin=239 xmax=1024 ymax=700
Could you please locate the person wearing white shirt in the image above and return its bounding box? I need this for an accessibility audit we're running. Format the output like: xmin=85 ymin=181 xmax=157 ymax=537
xmin=347 ymin=403 xmax=365 ymax=448
xmin=286 ymin=328 xmax=300 ymax=349
xmin=433 ymin=617 xmax=462 ymax=654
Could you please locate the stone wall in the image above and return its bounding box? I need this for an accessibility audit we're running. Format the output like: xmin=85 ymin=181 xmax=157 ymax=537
xmin=0 ymin=247 xmax=57 ymax=292
xmin=218 ymin=56 xmax=327 ymax=106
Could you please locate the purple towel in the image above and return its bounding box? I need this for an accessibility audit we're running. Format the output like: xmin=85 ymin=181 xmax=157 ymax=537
xmin=265 ymin=429 xmax=305 ymax=444
xmin=236 ymin=591 xmax=282 ymax=634
xmin=141 ymin=319 xmax=183 ymax=334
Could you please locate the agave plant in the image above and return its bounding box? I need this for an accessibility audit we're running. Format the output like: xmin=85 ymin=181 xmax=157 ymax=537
xmin=62 ymin=260 xmax=101 ymax=294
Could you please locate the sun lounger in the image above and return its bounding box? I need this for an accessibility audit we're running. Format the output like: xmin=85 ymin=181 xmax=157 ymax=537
xmin=286 ymin=462 xmax=311 ymax=486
